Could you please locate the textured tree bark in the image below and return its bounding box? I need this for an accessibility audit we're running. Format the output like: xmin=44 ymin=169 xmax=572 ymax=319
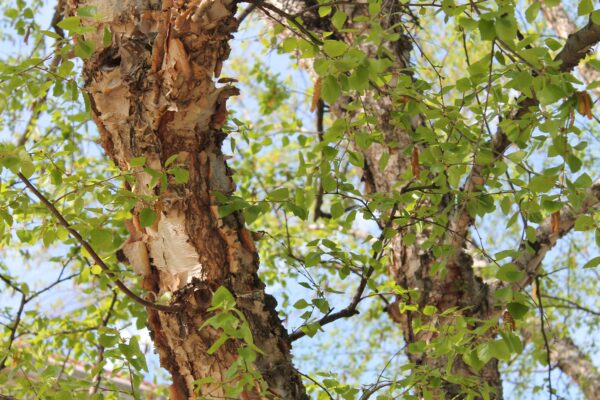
xmin=69 ymin=0 xmax=307 ymax=398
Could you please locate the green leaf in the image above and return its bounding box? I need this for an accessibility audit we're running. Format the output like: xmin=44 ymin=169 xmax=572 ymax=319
xmin=164 ymin=154 xmax=178 ymax=167
xmin=90 ymin=229 xmax=113 ymax=251
xmin=348 ymin=151 xmax=364 ymax=167
xmin=525 ymin=2 xmax=540 ymax=22
xmin=574 ymin=215 xmax=595 ymax=231
xmin=583 ymin=256 xmax=600 ymax=268
xmin=77 ymin=5 xmax=97 ymax=17
xmin=496 ymin=264 xmax=525 ymax=282
xmin=268 ymin=187 xmax=289 ymax=201
xmin=488 ymin=339 xmax=511 ymax=361
xmin=501 ymin=331 xmax=523 ymax=355
xmin=323 ymin=40 xmax=349 ymax=57
xmin=74 ymin=40 xmax=95 ymax=59
xmin=507 ymin=302 xmax=529 ymax=319
xmin=312 ymin=298 xmax=330 ymax=314
xmin=139 ymin=208 xmax=157 ymax=228
xmin=321 ymin=75 xmax=341 ymax=104
xmin=281 ymin=37 xmax=297 ymax=53
xmin=332 ymin=10 xmax=347 ymax=30
xmin=463 ymin=350 xmax=485 ymax=372
xmin=40 ymin=29 xmax=62 ymax=39
xmin=293 ymin=299 xmax=310 ymax=309
xmin=529 ymin=174 xmax=555 ymax=193
xmin=423 ymin=305 xmax=437 ymax=316
xmin=478 ymin=19 xmax=496 ymax=41
xmin=578 ymin=0 xmax=593 ymax=16
xmin=57 ymin=16 xmax=81 ymax=31
xmin=211 ymin=286 xmax=235 ymax=309
xmin=170 ymin=167 xmax=189 ymax=184
xmin=90 ymin=264 xmax=103 ymax=275
xmin=130 ymin=156 xmax=146 ymax=167
xmin=19 ymin=161 xmax=35 ymax=178
xmin=318 ymin=5 xmax=332 ymax=17
xmin=207 ymin=334 xmax=229 ymax=354
xmin=321 ymin=174 xmax=337 ymax=192
xmin=495 ymin=17 xmax=517 ymax=42
xmin=408 ymin=340 xmax=426 ymax=354
xmin=476 ymin=342 xmax=493 ymax=364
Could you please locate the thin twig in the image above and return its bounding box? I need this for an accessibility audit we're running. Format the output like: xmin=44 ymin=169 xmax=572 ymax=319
xmin=91 ymin=291 xmax=119 ymax=394
xmin=289 ymin=203 xmax=398 ymax=341
xmin=535 ymin=276 xmax=553 ymax=400
xmin=297 ymin=371 xmax=335 ymax=400
xmin=0 ymin=294 xmax=26 ymax=370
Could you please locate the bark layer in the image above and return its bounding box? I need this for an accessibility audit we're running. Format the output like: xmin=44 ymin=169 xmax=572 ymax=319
xmin=73 ymin=0 xmax=306 ymax=398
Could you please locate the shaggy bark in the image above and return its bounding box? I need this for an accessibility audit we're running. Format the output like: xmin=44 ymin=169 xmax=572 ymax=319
xmin=69 ymin=0 xmax=306 ymax=398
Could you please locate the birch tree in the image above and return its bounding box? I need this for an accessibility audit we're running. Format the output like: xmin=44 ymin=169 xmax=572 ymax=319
xmin=0 ymin=0 xmax=599 ymax=399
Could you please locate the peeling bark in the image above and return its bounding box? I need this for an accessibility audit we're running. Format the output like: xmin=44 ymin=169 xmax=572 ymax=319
xmin=70 ymin=1 xmax=306 ymax=398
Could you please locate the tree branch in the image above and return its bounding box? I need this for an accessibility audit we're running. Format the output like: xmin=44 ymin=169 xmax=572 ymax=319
xmin=542 ymin=294 xmax=600 ymax=317
xmin=540 ymin=1 xmax=600 ymax=97
xmin=17 ymin=172 xmax=178 ymax=313
xmin=91 ymin=291 xmax=119 ymax=394
xmin=522 ymin=322 xmax=600 ymax=400
xmin=510 ymin=179 xmax=600 ymax=290
xmin=0 ymin=294 xmax=26 ymax=371
xmin=449 ymin=15 xmax=600 ymax=254
xmin=289 ymin=203 xmax=398 ymax=342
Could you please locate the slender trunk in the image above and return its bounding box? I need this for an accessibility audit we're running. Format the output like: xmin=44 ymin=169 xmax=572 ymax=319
xmin=71 ymin=1 xmax=306 ymax=398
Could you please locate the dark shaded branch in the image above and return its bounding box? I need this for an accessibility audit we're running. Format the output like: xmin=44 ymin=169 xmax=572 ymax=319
xmin=556 ymin=18 xmax=600 ymax=72
xmin=289 ymin=203 xmax=398 ymax=341
xmin=237 ymin=3 xmax=258 ymax=24
xmin=240 ymin=0 xmax=323 ymax=45
xmin=534 ymin=277 xmax=553 ymax=399
xmin=0 ymin=294 xmax=26 ymax=371
xmin=540 ymin=1 xmax=600 ymax=97
xmin=314 ymin=99 xmax=328 ymax=220
xmin=542 ymin=294 xmax=600 ymax=317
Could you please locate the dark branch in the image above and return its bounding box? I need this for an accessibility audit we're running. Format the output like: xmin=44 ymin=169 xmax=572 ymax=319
xmin=289 ymin=204 xmax=398 ymax=342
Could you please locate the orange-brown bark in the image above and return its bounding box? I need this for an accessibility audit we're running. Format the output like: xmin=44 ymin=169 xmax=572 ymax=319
xmin=71 ymin=0 xmax=307 ymax=398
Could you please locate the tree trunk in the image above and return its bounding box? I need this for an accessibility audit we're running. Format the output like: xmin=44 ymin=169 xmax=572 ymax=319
xmin=71 ymin=0 xmax=307 ymax=398
xmin=268 ymin=2 xmax=503 ymax=397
